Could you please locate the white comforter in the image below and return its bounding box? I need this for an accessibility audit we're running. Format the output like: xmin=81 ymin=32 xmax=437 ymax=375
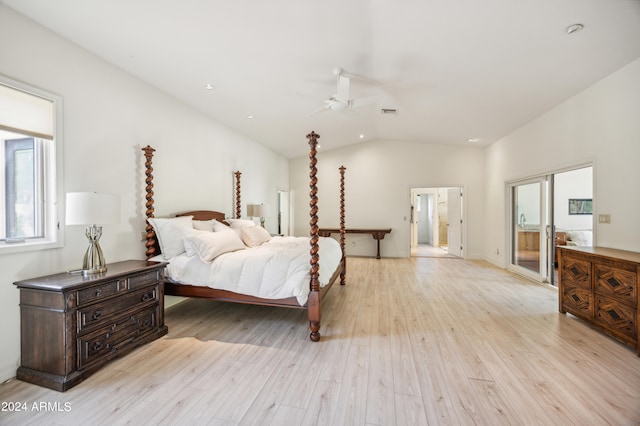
xmin=158 ymin=236 xmax=342 ymax=306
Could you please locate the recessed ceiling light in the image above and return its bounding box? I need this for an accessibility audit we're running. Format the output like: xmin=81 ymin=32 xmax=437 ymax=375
xmin=467 ymin=138 xmax=481 ymax=143
xmin=205 ymin=83 xmax=214 ymax=90
xmin=566 ymin=23 xmax=584 ymax=35
xmin=247 ymin=115 xmax=254 ymax=119
xmin=359 ymin=134 xmax=364 ymax=139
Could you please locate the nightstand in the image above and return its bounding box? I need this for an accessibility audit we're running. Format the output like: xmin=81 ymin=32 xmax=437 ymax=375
xmin=14 ymin=260 xmax=168 ymax=391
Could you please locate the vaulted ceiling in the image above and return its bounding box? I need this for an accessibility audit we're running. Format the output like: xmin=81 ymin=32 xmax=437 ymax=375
xmin=3 ymin=0 xmax=640 ymax=158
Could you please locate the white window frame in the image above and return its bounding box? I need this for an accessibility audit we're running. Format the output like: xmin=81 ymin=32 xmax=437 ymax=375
xmin=0 ymin=75 xmax=64 ymax=254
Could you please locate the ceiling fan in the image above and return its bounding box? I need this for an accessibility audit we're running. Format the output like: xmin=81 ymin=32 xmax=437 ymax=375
xmin=324 ymin=68 xmax=351 ymax=111
xmin=313 ymin=68 xmax=375 ymax=115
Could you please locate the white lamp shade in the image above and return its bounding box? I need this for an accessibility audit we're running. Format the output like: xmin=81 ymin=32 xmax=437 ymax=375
xmin=66 ymin=192 xmax=121 ymax=225
xmin=247 ymin=204 xmax=265 ymax=217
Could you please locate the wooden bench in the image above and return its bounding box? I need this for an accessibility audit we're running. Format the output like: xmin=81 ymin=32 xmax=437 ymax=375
xmin=318 ymin=228 xmax=392 ymax=259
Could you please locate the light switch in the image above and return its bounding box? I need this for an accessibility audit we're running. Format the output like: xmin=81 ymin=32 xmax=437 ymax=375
xmin=598 ymin=214 xmax=611 ymax=224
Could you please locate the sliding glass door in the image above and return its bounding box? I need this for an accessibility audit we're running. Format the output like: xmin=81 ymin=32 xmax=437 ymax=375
xmin=509 ymin=176 xmax=553 ymax=282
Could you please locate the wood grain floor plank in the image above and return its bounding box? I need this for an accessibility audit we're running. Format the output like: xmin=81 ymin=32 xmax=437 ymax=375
xmin=299 ymin=379 xmax=341 ymax=426
xmin=332 ymin=343 xmax=370 ymax=426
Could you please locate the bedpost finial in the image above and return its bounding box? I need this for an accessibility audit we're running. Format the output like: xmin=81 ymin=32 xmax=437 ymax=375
xmin=142 ymin=145 xmax=156 ymax=157
xmin=306 ymin=131 xmax=320 ymax=144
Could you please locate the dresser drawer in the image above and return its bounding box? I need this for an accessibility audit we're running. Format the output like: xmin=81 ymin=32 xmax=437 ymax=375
xmin=561 ymin=257 xmax=592 ymax=289
xmin=129 ymin=269 xmax=161 ymax=290
xmin=594 ymin=264 xmax=636 ymax=303
xmin=78 ymin=306 xmax=159 ymax=369
xmin=76 ymin=280 xmax=122 ymax=306
xmin=594 ymin=294 xmax=636 ymax=341
xmin=77 ymin=285 xmax=158 ymax=334
xmin=561 ymin=284 xmax=592 ymax=319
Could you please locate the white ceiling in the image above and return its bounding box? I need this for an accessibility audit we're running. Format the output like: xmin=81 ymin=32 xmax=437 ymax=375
xmin=3 ymin=0 xmax=640 ymax=158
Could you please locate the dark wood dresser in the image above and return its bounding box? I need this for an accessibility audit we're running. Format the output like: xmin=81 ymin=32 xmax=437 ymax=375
xmin=14 ymin=260 xmax=169 ymax=391
xmin=558 ymin=246 xmax=639 ymax=356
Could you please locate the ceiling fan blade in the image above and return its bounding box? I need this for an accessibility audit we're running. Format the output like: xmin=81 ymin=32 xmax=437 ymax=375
xmin=351 ymin=94 xmax=378 ymax=109
xmin=336 ymin=75 xmax=350 ymax=103
xmin=310 ymin=104 xmax=330 ymax=116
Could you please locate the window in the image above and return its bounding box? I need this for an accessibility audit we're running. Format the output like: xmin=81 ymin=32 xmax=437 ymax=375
xmin=0 ymin=76 xmax=63 ymax=253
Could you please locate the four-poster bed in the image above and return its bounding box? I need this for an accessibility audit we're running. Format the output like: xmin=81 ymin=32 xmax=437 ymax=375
xmin=141 ymin=131 xmax=346 ymax=341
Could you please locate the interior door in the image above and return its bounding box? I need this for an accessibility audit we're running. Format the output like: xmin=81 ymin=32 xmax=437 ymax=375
xmin=447 ymin=188 xmax=462 ymax=257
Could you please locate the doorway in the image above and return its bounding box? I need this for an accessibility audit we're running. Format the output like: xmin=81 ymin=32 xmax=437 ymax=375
xmin=508 ymin=166 xmax=593 ymax=284
xmin=410 ymin=187 xmax=463 ymax=258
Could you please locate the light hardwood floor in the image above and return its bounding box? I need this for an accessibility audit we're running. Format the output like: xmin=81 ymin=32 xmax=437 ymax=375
xmin=1 ymin=257 xmax=639 ymax=425
xmin=410 ymin=244 xmax=457 ymax=258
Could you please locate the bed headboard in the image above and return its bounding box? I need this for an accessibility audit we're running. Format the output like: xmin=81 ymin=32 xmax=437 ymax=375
xmin=176 ymin=210 xmax=226 ymax=222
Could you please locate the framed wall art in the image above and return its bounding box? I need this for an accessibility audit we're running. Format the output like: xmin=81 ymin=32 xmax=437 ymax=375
xmin=568 ymin=198 xmax=592 ymax=215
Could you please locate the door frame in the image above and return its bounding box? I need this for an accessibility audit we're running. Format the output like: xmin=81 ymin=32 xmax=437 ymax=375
xmin=505 ymin=161 xmax=595 ymax=283
xmin=410 ymin=185 xmax=465 ymax=258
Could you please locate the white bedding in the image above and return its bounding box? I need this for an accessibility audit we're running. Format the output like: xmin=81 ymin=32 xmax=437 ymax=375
xmin=155 ymin=236 xmax=342 ymax=306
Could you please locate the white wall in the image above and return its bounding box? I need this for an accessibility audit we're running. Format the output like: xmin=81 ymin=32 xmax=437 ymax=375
xmin=555 ymin=167 xmax=593 ymax=231
xmin=289 ymin=140 xmax=485 ymax=259
xmin=0 ymin=6 xmax=288 ymax=382
xmin=484 ymin=57 xmax=640 ymax=267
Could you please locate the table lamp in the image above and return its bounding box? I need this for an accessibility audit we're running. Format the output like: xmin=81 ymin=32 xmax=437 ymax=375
xmin=66 ymin=192 xmax=120 ymax=276
xmin=247 ymin=204 xmax=266 ymax=228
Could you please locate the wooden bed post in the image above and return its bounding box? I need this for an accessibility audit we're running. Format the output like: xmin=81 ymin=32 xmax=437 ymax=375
xmin=339 ymin=165 xmax=347 ymax=285
xmin=234 ymin=171 xmax=242 ymax=219
xmin=307 ymin=131 xmax=321 ymax=342
xmin=142 ymin=145 xmax=157 ymax=259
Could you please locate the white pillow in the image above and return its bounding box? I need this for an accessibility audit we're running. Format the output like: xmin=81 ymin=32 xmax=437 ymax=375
xmin=212 ymin=219 xmax=234 ymax=232
xmin=240 ymin=226 xmax=272 ymax=247
xmin=192 ymin=219 xmax=215 ymax=232
xmin=148 ymin=216 xmax=194 ymax=259
xmin=567 ymin=230 xmax=592 ymax=246
xmin=226 ymin=218 xmax=256 ymax=229
xmin=183 ymin=230 xmax=246 ymax=262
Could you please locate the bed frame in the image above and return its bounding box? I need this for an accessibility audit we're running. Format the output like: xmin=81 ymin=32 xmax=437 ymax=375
xmin=141 ymin=131 xmax=346 ymax=341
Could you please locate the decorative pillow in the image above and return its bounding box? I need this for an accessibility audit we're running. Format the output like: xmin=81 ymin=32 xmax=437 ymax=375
xmin=147 ymin=216 xmax=194 ymax=259
xmin=240 ymin=226 xmax=272 ymax=247
xmin=183 ymin=230 xmax=246 ymax=262
xmin=192 ymin=219 xmax=215 ymax=232
xmin=226 ymin=218 xmax=256 ymax=229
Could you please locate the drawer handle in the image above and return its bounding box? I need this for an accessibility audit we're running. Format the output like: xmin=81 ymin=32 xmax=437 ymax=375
xmin=142 ymin=319 xmax=152 ymax=327
xmin=92 ymin=310 xmax=102 ymax=320
xmin=141 ymin=293 xmax=151 ymax=302
xmin=92 ymin=341 xmax=103 ymax=351
xmin=95 ymin=288 xmax=102 ymax=296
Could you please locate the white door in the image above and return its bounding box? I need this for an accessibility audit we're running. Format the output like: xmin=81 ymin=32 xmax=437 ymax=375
xmin=447 ymin=188 xmax=462 ymax=257
xmin=417 ymin=194 xmax=432 ymax=245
